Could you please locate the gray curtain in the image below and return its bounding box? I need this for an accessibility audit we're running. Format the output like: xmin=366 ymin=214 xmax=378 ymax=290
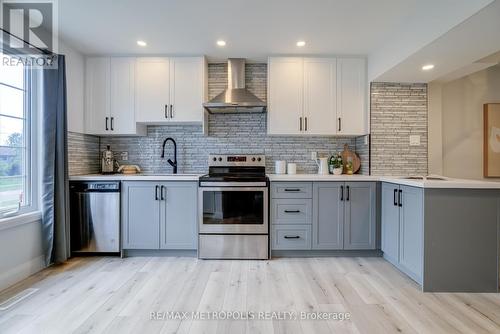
xmin=41 ymin=55 xmax=70 ymax=265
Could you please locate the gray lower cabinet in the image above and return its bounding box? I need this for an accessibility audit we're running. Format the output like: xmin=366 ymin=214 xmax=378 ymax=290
xmin=381 ymin=182 xmax=423 ymax=284
xmin=343 ymin=182 xmax=377 ymax=250
xmin=122 ymin=181 xmax=160 ymax=249
xmin=399 ymin=185 xmax=423 ymax=283
xmin=272 ymin=198 xmax=312 ymax=225
xmin=312 ymin=182 xmax=344 ymax=249
xmin=122 ymin=181 xmax=197 ymax=250
xmin=381 ymin=182 xmax=399 ymax=262
xmin=272 ymin=181 xmax=376 ymax=251
xmin=272 ymin=224 xmax=312 ymax=250
xmin=271 ymin=182 xmax=312 ymax=250
xmin=160 ymin=182 xmax=197 ymax=249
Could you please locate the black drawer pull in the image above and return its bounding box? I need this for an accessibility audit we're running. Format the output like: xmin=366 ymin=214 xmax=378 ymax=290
xmin=340 ymin=185 xmax=344 ymax=201
xmin=284 ymin=188 xmax=301 ymax=192
xmin=346 ymin=185 xmax=350 ymax=201
xmin=398 ymin=189 xmax=403 ymax=207
xmin=284 ymin=210 xmax=301 ymax=213
xmin=393 ymin=189 xmax=398 ymax=206
xmin=284 ymin=235 xmax=300 ymax=239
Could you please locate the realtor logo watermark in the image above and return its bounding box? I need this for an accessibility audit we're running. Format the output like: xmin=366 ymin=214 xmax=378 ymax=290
xmin=0 ymin=0 xmax=58 ymax=68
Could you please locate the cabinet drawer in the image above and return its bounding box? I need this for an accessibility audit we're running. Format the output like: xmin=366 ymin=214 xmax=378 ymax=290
xmin=271 ymin=182 xmax=312 ymax=199
xmin=272 ymin=199 xmax=312 ymax=224
xmin=272 ymin=225 xmax=312 ymax=250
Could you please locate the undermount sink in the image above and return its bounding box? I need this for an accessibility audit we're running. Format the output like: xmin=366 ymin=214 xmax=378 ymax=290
xmin=402 ymin=176 xmax=448 ymax=181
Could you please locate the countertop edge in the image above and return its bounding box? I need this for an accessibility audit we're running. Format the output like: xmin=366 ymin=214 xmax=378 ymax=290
xmin=68 ymin=174 xmax=500 ymax=189
xmin=69 ymin=174 xmax=203 ymax=181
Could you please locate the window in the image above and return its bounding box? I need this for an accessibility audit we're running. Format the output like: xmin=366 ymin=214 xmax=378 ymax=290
xmin=0 ymin=53 xmax=35 ymax=217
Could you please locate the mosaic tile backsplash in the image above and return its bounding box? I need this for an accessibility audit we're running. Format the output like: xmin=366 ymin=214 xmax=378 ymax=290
xmin=68 ymin=132 xmax=100 ymax=175
xmin=370 ymin=82 xmax=428 ymax=176
xmin=99 ymin=115 xmax=360 ymax=174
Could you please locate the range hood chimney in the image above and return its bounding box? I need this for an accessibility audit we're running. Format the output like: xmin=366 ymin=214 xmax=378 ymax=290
xmin=203 ymin=58 xmax=267 ymax=114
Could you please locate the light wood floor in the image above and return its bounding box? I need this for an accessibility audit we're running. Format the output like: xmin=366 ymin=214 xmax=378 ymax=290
xmin=0 ymin=256 xmax=499 ymax=334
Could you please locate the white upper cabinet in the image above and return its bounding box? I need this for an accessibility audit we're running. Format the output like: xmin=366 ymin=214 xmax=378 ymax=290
xmin=303 ymin=58 xmax=337 ymax=135
xmin=85 ymin=57 xmax=110 ymax=135
xmin=135 ymin=57 xmax=170 ymax=123
xmin=110 ymin=58 xmax=139 ymax=134
xmin=267 ymin=57 xmax=303 ymax=135
xmin=169 ymin=57 xmax=206 ymax=122
xmin=135 ymin=56 xmax=206 ymax=123
xmin=267 ymin=56 xmax=367 ymax=136
xmin=337 ymin=58 xmax=367 ymax=136
xmin=85 ymin=57 xmax=145 ymax=136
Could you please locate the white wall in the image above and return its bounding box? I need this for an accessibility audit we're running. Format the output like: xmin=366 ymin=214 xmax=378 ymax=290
xmin=438 ymin=65 xmax=500 ymax=179
xmin=59 ymin=41 xmax=85 ymax=133
xmin=0 ymin=217 xmax=44 ymax=291
xmin=428 ymin=82 xmax=443 ymax=175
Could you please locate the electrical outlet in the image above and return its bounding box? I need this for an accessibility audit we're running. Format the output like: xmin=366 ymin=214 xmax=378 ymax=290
xmin=120 ymin=151 xmax=129 ymax=161
xmin=311 ymin=151 xmax=317 ymax=160
xmin=409 ymin=135 xmax=421 ymax=146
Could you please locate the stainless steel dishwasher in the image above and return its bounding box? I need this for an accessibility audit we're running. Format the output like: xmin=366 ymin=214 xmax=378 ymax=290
xmin=70 ymin=181 xmax=120 ymax=254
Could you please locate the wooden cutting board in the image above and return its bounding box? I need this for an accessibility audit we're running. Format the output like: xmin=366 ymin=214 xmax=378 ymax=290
xmin=341 ymin=144 xmax=361 ymax=174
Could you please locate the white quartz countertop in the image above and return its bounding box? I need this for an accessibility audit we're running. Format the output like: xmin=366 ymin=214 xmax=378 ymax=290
xmin=69 ymin=174 xmax=202 ymax=181
xmin=268 ymin=174 xmax=500 ymax=189
xmin=379 ymin=177 xmax=500 ymax=189
xmin=267 ymin=174 xmax=380 ymax=182
xmin=69 ymin=173 xmax=500 ymax=189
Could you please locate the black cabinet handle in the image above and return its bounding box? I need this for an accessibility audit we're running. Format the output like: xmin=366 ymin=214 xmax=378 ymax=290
xmin=155 ymin=185 xmax=159 ymax=200
xmin=305 ymin=117 xmax=308 ymax=131
xmin=105 ymin=117 xmax=109 ymax=131
xmin=340 ymin=185 xmax=344 ymax=201
xmin=284 ymin=236 xmax=300 ymax=239
xmin=299 ymin=117 xmax=303 ymax=131
xmin=161 ymin=185 xmax=165 ymax=201
xmin=165 ymin=105 xmax=168 ymax=118
xmin=393 ymin=189 xmax=398 ymax=206
xmin=170 ymin=105 xmax=173 ymax=118
xmin=284 ymin=210 xmax=300 ymax=213
xmin=398 ymin=189 xmax=403 ymax=207
xmin=338 ymin=117 xmax=342 ymax=132
xmin=284 ymin=188 xmax=301 ymax=192
xmin=110 ymin=117 xmax=114 ymax=131
xmin=346 ymin=185 xmax=350 ymax=201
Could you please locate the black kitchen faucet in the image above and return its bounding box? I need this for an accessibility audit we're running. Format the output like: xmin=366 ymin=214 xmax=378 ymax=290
xmin=161 ymin=137 xmax=177 ymax=174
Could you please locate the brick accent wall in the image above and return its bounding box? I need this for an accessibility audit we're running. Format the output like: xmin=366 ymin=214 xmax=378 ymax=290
xmin=370 ymin=82 xmax=428 ymax=176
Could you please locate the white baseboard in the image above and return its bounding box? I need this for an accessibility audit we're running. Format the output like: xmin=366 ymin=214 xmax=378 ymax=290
xmin=0 ymin=255 xmax=46 ymax=292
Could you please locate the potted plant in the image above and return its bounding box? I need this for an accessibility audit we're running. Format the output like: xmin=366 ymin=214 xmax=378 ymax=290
xmin=329 ymin=153 xmax=343 ymax=175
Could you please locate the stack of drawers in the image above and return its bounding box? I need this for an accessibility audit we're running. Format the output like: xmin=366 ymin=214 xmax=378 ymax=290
xmin=270 ymin=182 xmax=313 ymax=250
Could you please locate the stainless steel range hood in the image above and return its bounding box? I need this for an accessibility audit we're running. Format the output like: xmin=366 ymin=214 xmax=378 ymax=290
xmin=203 ymin=58 xmax=267 ymax=114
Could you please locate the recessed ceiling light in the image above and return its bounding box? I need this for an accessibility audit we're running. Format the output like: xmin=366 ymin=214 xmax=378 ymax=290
xmin=422 ymin=64 xmax=434 ymax=71
xmin=296 ymin=41 xmax=306 ymax=47
xmin=217 ymin=40 xmax=226 ymax=47
xmin=137 ymin=40 xmax=147 ymax=47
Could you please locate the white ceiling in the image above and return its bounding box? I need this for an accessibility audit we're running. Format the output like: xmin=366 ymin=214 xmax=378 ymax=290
xmin=376 ymin=0 xmax=500 ymax=83
xmin=57 ymin=0 xmax=496 ymax=81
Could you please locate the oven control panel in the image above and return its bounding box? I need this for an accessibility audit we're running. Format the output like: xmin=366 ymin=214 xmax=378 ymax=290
xmin=208 ymin=154 xmax=266 ymax=167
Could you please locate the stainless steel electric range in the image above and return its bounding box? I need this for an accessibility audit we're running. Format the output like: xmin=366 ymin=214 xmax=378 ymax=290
xmin=198 ymin=154 xmax=269 ymax=259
